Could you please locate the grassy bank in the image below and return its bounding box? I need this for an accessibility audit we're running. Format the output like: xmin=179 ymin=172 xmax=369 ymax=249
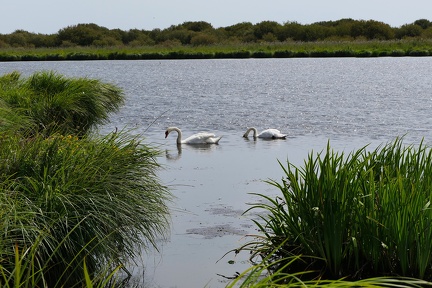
xmin=1 ymin=39 xmax=432 ymax=61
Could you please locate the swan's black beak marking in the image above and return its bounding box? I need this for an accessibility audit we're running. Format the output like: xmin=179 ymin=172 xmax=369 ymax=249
xmin=165 ymin=131 xmax=169 ymax=138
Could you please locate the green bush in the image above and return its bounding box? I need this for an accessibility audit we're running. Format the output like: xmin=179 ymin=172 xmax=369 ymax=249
xmin=0 ymin=71 xmax=171 ymax=286
xmin=107 ymin=52 xmax=128 ymax=59
xmin=0 ymin=71 xmax=124 ymax=137
xmin=251 ymin=51 xmax=272 ymax=58
xmin=0 ymin=130 xmax=171 ymax=287
xmin=165 ymin=50 xmax=187 ymax=59
xmin=20 ymin=54 xmax=42 ymax=61
xmin=140 ymin=52 xmax=164 ymax=59
xmin=241 ymin=138 xmax=432 ymax=281
xmin=356 ymin=50 xmax=373 ymax=57
xmin=216 ymin=50 xmax=251 ymax=58
xmin=390 ymin=49 xmax=406 ymax=56
xmin=227 ymin=254 xmax=432 ymax=287
xmin=0 ymin=53 xmax=19 ymax=61
xmin=408 ymin=49 xmax=430 ymax=56
xmin=333 ymin=49 xmax=355 ymax=57
xmin=309 ymin=50 xmax=333 ymax=57
xmin=66 ymin=52 xmax=100 ymax=60
xmin=186 ymin=52 xmax=215 ymax=59
xmin=273 ymin=50 xmax=294 ymax=58
xmin=45 ymin=53 xmax=66 ymax=60
xmin=293 ymin=50 xmax=310 ymax=57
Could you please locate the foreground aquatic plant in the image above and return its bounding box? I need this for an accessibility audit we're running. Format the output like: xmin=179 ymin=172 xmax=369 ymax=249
xmin=0 ymin=224 xmax=123 ymax=288
xmin=239 ymin=138 xmax=432 ymax=281
xmin=0 ymin=70 xmax=170 ymax=286
xmin=227 ymin=242 xmax=432 ymax=287
xmin=227 ymin=256 xmax=432 ymax=288
xmin=0 ymin=131 xmax=171 ymax=287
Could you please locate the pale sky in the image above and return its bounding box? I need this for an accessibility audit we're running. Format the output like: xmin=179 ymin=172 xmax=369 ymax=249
xmin=2 ymin=0 xmax=431 ymax=34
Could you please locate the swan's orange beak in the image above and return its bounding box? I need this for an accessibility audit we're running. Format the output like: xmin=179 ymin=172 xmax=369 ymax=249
xmin=165 ymin=131 xmax=169 ymax=138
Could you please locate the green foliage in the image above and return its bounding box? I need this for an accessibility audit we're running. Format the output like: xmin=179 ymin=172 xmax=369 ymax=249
xmin=0 ymin=38 xmax=432 ymax=60
xmin=396 ymin=24 xmax=423 ymax=38
xmin=223 ymin=22 xmax=255 ymax=42
xmin=227 ymin=248 xmax=432 ymax=287
xmin=251 ymin=51 xmax=273 ymax=58
xmin=178 ymin=21 xmax=213 ymax=32
xmin=0 ymin=18 xmax=432 ymax=51
xmin=228 ymin=257 xmax=432 ymax=287
xmin=0 ymin=131 xmax=170 ymax=287
xmin=214 ymin=50 xmax=251 ymax=58
xmin=273 ymin=50 xmax=294 ymax=58
xmin=190 ymin=33 xmax=218 ymax=46
xmin=0 ymin=71 xmax=124 ymax=137
xmin=0 ymin=217 xmax=123 ymax=288
xmin=253 ymin=21 xmax=280 ymax=40
xmin=57 ymin=23 xmax=122 ymax=46
xmin=414 ymin=19 xmax=432 ymax=29
xmin=241 ymin=138 xmax=432 ymax=281
xmin=0 ymin=71 xmax=171 ymax=287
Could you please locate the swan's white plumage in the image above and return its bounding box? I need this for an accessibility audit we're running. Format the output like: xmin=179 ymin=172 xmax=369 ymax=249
xmin=243 ymin=127 xmax=287 ymax=139
xmin=165 ymin=127 xmax=222 ymax=144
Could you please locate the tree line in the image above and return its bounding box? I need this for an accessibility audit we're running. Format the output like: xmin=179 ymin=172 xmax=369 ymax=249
xmin=1 ymin=18 xmax=432 ymax=48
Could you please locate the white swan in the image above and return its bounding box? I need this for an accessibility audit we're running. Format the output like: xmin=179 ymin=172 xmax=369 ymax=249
xmin=165 ymin=127 xmax=222 ymax=144
xmin=243 ymin=127 xmax=287 ymax=139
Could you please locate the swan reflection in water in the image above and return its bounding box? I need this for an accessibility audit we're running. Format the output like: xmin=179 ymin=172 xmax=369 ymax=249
xmin=165 ymin=142 xmax=219 ymax=161
xmin=165 ymin=144 xmax=182 ymax=161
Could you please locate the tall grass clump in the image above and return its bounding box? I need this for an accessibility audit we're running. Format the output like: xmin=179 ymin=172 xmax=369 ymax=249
xmin=239 ymin=138 xmax=432 ymax=283
xmin=0 ymin=71 xmax=124 ymax=137
xmin=227 ymin=253 xmax=432 ymax=287
xmin=0 ymin=131 xmax=171 ymax=287
xmin=0 ymin=71 xmax=171 ymax=287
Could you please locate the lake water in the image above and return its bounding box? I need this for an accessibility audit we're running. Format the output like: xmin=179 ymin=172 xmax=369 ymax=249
xmin=1 ymin=58 xmax=432 ymax=287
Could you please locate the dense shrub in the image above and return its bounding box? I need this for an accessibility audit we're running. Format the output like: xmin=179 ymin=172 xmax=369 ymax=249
xmin=214 ymin=50 xmax=251 ymax=58
xmin=1 ymin=19 xmax=432 ymax=53
xmin=408 ymin=49 xmax=430 ymax=56
xmin=0 ymin=71 xmax=171 ymax=287
xmin=66 ymin=52 xmax=100 ymax=60
xmin=0 ymin=131 xmax=171 ymax=287
xmin=273 ymin=50 xmax=294 ymax=58
xmin=0 ymin=71 xmax=124 ymax=137
xmin=251 ymin=51 xmax=272 ymax=58
xmin=241 ymin=138 xmax=432 ymax=281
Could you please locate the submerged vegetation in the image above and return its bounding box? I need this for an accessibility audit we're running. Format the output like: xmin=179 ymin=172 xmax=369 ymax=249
xmin=0 ymin=71 xmax=171 ymax=287
xmin=229 ymin=138 xmax=432 ymax=286
xmin=1 ymin=18 xmax=432 ymax=60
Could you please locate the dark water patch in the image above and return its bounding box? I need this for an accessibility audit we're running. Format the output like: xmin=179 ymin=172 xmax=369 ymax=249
xmin=186 ymin=224 xmax=249 ymax=239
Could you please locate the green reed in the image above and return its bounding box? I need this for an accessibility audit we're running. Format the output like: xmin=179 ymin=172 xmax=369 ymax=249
xmin=0 ymin=130 xmax=171 ymax=287
xmin=240 ymin=138 xmax=432 ymax=281
xmin=0 ymin=71 xmax=171 ymax=286
xmin=0 ymin=219 xmax=122 ymax=288
xmin=226 ymin=252 xmax=432 ymax=287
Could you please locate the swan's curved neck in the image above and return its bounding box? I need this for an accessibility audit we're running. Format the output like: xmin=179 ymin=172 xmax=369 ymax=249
xmin=170 ymin=127 xmax=182 ymax=144
xmin=245 ymin=127 xmax=258 ymax=137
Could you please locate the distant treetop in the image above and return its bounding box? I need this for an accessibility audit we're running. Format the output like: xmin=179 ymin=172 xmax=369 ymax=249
xmin=1 ymin=18 xmax=431 ymax=48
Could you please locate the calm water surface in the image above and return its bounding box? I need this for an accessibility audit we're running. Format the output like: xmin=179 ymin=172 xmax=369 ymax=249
xmin=1 ymin=58 xmax=432 ymax=287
